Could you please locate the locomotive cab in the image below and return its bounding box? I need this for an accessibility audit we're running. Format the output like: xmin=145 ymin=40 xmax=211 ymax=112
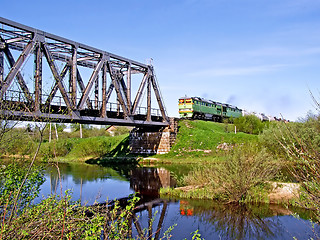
xmin=178 ymin=97 xmax=194 ymax=118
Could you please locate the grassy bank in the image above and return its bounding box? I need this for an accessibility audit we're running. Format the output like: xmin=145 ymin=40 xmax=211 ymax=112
xmin=152 ymin=120 xmax=258 ymax=164
xmin=39 ymin=134 xmax=130 ymax=162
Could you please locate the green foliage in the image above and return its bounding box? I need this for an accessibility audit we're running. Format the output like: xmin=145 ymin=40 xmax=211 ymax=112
xmin=233 ymin=115 xmax=266 ymax=135
xmin=0 ymin=128 xmax=37 ymax=157
xmin=0 ymin=162 xmax=45 ymax=213
xmin=0 ymin=192 xmax=174 ymax=239
xmin=274 ymin=111 xmax=320 ymax=223
xmin=1 ymin=192 xmax=104 ymax=239
xmin=181 ymin=144 xmax=280 ymax=203
xmin=260 ymin=117 xmax=320 ymax=159
xmin=185 ymin=230 xmax=205 ymax=240
xmin=39 ymin=134 xmax=129 ymax=160
xmin=70 ymin=123 xmax=92 ymax=131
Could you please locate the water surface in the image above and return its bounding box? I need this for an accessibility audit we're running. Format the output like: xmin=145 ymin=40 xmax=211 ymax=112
xmin=35 ymin=162 xmax=319 ymax=239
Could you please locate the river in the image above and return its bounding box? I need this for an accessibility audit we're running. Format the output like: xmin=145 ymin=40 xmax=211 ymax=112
xmin=33 ymin=162 xmax=319 ymax=239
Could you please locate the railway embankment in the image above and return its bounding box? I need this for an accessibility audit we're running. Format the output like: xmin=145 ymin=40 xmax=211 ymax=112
xmin=149 ymin=119 xmax=259 ymax=163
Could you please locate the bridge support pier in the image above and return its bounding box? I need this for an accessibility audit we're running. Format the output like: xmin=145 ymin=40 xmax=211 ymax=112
xmin=129 ymin=118 xmax=178 ymax=154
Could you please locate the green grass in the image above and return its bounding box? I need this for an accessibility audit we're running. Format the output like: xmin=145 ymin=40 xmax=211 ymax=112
xmin=38 ymin=120 xmax=258 ymax=164
xmin=157 ymin=120 xmax=258 ymax=162
xmin=39 ymin=134 xmax=129 ymax=162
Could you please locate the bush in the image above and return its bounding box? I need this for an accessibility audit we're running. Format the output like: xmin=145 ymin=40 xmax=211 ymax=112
xmin=275 ymin=110 xmax=320 ymax=222
xmin=0 ymin=163 xmax=45 ymax=213
xmin=0 ymin=191 xmax=176 ymax=239
xmin=233 ymin=115 xmax=265 ymax=134
xmin=183 ymin=144 xmax=280 ymax=203
xmin=0 ymin=129 xmax=37 ymax=157
xmin=260 ymin=116 xmax=320 ymax=160
xmin=39 ymin=139 xmax=74 ymax=159
xmin=70 ymin=137 xmax=111 ymax=158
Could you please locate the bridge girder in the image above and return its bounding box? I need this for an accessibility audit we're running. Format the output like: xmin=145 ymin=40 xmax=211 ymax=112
xmin=0 ymin=17 xmax=169 ymax=127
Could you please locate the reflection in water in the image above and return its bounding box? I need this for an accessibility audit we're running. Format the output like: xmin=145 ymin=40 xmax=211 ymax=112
xmin=130 ymin=167 xmax=176 ymax=197
xmin=128 ymin=168 xmax=176 ymax=239
xmin=176 ymin=199 xmax=318 ymax=240
xmin=190 ymin=202 xmax=278 ymax=239
xmin=33 ymin=162 xmax=319 ymax=239
xmin=40 ymin=162 xmax=135 ymax=204
xmin=46 ymin=162 xmax=132 ymax=196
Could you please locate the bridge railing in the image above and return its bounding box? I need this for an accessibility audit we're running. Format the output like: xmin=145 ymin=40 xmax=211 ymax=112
xmin=2 ymin=89 xmax=163 ymax=117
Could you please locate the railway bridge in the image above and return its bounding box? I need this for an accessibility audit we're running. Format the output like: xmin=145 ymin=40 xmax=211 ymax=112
xmin=0 ymin=17 xmax=176 ymax=154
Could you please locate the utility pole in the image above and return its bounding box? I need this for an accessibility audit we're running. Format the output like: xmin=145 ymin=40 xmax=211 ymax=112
xmin=49 ymin=123 xmax=52 ymax=143
xmin=80 ymin=124 xmax=83 ymax=138
xmin=54 ymin=123 xmax=59 ymax=140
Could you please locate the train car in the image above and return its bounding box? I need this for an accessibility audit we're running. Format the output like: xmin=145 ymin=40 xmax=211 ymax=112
xmin=178 ymin=96 xmax=242 ymax=121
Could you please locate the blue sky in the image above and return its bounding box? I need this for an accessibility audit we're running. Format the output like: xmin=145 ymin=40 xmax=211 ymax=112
xmin=1 ymin=0 xmax=320 ymax=121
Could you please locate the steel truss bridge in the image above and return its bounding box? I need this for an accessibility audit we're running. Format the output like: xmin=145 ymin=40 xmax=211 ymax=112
xmin=0 ymin=17 xmax=169 ymax=127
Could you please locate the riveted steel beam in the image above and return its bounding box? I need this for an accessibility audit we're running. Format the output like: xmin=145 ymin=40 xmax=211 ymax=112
xmin=34 ymin=42 xmax=42 ymax=112
xmin=131 ymin=71 xmax=149 ymax=115
xmin=76 ymin=68 xmax=93 ymax=109
xmin=0 ymin=36 xmax=35 ymax=102
xmin=149 ymin=68 xmax=169 ymax=124
xmin=107 ymin=61 xmax=129 ymax=118
xmin=101 ymin=62 xmax=107 ymax=117
xmin=70 ymin=46 xmax=77 ymax=106
xmin=0 ymin=48 xmax=3 ymax=84
xmin=94 ymin=74 xmax=99 ymax=109
xmin=77 ymin=55 xmax=105 ymax=109
xmin=146 ymin=77 xmax=151 ymax=122
xmin=42 ymin=43 xmax=73 ymax=110
xmin=127 ymin=63 xmax=132 ymax=110
xmin=44 ymin=62 xmax=70 ymax=108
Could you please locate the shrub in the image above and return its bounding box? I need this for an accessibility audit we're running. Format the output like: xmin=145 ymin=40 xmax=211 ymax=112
xmin=275 ymin=110 xmax=320 ymax=222
xmin=0 ymin=129 xmax=37 ymax=157
xmin=0 ymin=163 xmax=45 ymax=213
xmin=260 ymin=116 xmax=320 ymax=159
xmin=233 ymin=115 xmax=265 ymax=134
xmin=184 ymin=144 xmax=280 ymax=203
xmin=0 ymin=191 xmax=175 ymax=239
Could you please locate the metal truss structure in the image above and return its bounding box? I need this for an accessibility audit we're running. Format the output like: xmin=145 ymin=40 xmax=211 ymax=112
xmin=0 ymin=17 xmax=169 ymax=127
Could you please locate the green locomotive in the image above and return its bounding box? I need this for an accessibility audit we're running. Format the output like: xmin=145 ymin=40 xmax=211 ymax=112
xmin=178 ymin=96 xmax=242 ymax=121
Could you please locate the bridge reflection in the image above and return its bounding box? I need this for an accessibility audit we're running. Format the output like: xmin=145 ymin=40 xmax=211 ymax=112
xmin=130 ymin=167 xmax=176 ymax=198
xmin=129 ymin=167 xmax=176 ymax=239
